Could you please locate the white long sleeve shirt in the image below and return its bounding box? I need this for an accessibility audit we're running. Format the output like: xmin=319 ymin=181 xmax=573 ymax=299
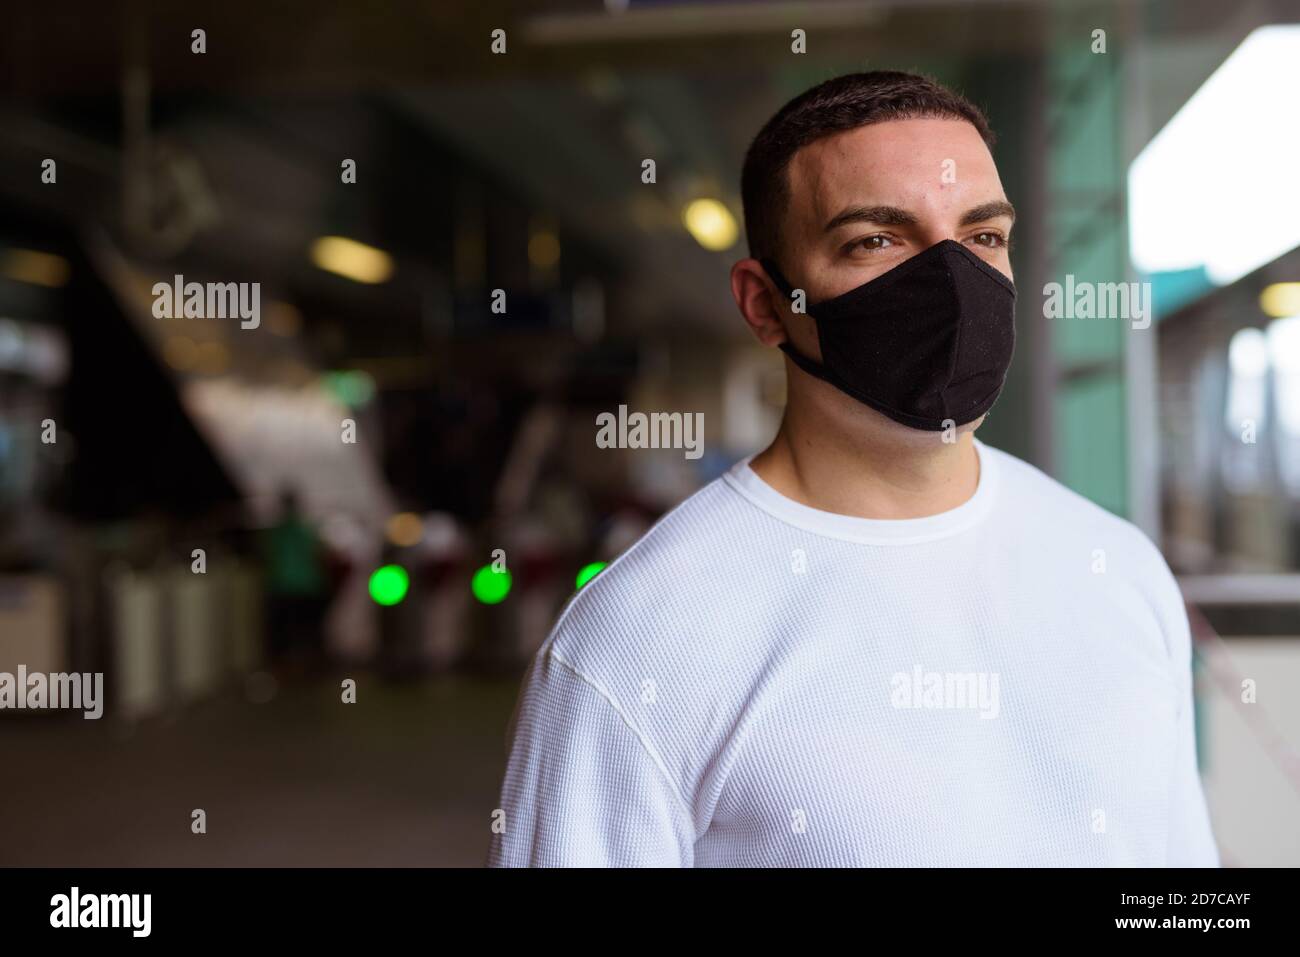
xmin=487 ymin=439 xmax=1219 ymax=867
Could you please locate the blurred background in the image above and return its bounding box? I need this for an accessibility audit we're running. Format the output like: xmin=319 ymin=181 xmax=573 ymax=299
xmin=0 ymin=0 xmax=1297 ymax=866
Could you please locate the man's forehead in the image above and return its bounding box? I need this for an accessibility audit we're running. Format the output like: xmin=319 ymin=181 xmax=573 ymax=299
xmin=785 ymin=119 xmax=1000 ymax=226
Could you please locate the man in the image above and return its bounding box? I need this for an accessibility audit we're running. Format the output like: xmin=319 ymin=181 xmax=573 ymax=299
xmin=488 ymin=71 xmax=1219 ymax=867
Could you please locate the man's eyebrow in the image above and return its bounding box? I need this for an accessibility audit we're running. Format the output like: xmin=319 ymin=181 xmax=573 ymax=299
xmin=959 ymin=201 xmax=1016 ymax=226
xmin=823 ymin=205 xmax=918 ymax=233
xmin=822 ymin=201 xmax=1016 ymax=233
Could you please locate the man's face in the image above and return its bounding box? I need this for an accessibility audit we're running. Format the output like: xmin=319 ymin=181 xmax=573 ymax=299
xmin=778 ymin=115 xmax=1014 ymax=319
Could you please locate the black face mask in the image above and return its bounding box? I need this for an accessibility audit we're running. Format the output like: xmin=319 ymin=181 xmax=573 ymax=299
xmin=760 ymin=239 xmax=1016 ymax=431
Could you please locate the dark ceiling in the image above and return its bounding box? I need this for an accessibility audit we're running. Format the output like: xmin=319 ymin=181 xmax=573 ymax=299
xmin=0 ymin=0 xmax=1267 ymax=349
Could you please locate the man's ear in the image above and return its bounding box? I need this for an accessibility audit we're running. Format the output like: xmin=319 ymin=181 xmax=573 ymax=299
xmin=731 ymin=258 xmax=790 ymax=347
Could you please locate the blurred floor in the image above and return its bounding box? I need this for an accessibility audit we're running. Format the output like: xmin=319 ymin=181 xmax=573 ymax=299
xmin=3 ymin=642 xmax=1296 ymax=867
xmin=0 ymin=671 xmax=521 ymax=866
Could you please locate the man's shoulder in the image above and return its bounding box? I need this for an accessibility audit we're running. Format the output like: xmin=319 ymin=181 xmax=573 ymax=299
xmin=984 ymin=442 xmax=1189 ymax=666
xmin=541 ymin=469 xmax=766 ymax=678
xmin=532 ymin=471 xmax=770 ymax=786
xmin=984 ymin=442 xmax=1179 ymax=597
xmin=560 ymin=472 xmax=749 ymax=609
xmin=986 ymin=443 xmax=1154 ymax=544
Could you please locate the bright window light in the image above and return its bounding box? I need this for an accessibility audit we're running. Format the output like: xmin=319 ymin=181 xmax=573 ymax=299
xmin=1268 ymin=316 xmax=1300 ymax=434
xmin=1268 ymin=316 xmax=1300 ymax=492
xmin=1225 ymin=326 xmax=1269 ymax=433
xmin=1129 ymin=25 xmax=1300 ymax=285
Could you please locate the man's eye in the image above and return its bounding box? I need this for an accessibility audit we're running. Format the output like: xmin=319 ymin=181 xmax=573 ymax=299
xmin=850 ymin=235 xmax=894 ymax=253
xmin=971 ymin=231 xmax=1007 ymax=248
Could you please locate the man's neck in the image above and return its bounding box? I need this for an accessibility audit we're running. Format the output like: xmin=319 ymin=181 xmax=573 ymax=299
xmin=748 ymin=410 xmax=981 ymax=521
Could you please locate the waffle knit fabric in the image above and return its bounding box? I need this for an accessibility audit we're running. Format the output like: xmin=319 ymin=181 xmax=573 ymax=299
xmin=488 ymin=439 xmax=1219 ymax=867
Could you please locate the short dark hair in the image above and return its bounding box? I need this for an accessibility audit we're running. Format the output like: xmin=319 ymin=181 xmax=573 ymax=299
xmin=740 ymin=70 xmax=995 ymax=265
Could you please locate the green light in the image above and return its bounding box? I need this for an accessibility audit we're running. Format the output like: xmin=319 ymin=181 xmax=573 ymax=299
xmin=575 ymin=561 xmax=607 ymax=589
xmin=369 ymin=564 xmax=409 ymax=606
xmin=472 ymin=565 xmax=512 ymax=604
xmin=323 ymin=370 xmax=376 ymax=408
